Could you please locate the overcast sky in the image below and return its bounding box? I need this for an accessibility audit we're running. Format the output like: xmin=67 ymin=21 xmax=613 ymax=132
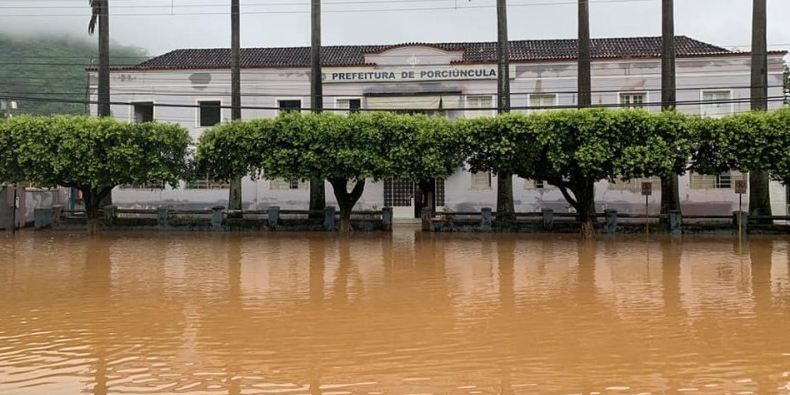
xmin=0 ymin=0 xmax=789 ymax=57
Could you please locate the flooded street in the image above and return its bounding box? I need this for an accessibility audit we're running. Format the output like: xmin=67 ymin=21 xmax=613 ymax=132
xmin=1 ymin=229 xmax=790 ymax=395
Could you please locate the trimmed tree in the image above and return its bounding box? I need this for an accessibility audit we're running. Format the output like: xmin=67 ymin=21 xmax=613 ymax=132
xmin=1 ymin=115 xmax=191 ymax=233
xmin=527 ymin=109 xmax=652 ymax=238
xmin=258 ymin=112 xmax=463 ymax=233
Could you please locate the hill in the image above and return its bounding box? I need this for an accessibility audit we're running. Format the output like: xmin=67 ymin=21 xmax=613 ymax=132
xmin=0 ymin=32 xmax=148 ymax=115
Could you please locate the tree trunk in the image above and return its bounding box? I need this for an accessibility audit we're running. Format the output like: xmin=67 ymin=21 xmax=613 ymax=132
xmin=309 ymin=0 xmax=326 ymax=220
xmin=659 ymin=174 xmax=680 ymax=225
xmin=574 ymin=181 xmax=596 ymax=239
xmin=557 ymin=178 xmax=596 ymax=239
xmin=228 ymin=0 xmax=243 ymax=215
xmin=750 ymin=0 xmax=771 ymax=223
xmin=495 ymin=0 xmax=515 ymax=223
xmin=660 ymin=0 xmax=681 ymax=226
xmin=82 ymin=186 xmax=113 ymax=235
xmin=330 ymin=178 xmax=365 ymax=234
xmin=577 ymin=0 xmax=591 ymax=108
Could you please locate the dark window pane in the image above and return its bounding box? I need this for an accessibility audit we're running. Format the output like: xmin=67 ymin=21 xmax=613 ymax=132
xmin=199 ymin=101 xmax=221 ymax=127
xmin=279 ymin=100 xmax=302 ymax=113
xmin=133 ymin=102 xmax=154 ymax=123
xmin=349 ymin=99 xmax=361 ymax=113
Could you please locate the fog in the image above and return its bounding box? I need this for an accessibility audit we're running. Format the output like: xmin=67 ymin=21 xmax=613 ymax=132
xmin=0 ymin=0 xmax=788 ymax=56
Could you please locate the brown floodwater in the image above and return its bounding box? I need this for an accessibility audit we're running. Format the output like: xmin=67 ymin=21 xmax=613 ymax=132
xmin=1 ymin=229 xmax=790 ymax=395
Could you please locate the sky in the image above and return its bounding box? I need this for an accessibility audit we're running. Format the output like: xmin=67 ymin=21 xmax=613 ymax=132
xmin=0 ymin=0 xmax=788 ymax=57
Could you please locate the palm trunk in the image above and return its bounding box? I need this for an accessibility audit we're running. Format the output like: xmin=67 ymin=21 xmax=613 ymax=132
xmin=97 ymin=0 xmax=110 ymax=117
xmin=749 ymin=0 xmax=771 ymax=223
xmin=330 ymin=178 xmax=365 ymax=233
xmin=309 ymin=0 xmax=326 ymax=220
xmin=660 ymin=0 xmax=681 ymax=226
xmin=495 ymin=0 xmax=515 ymax=224
xmin=577 ymin=0 xmax=591 ymax=108
xmin=228 ymin=0 xmax=243 ymax=215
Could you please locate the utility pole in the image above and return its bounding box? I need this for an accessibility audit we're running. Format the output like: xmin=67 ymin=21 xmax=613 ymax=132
xmin=660 ymin=0 xmax=681 ymax=225
xmin=749 ymin=0 xmax=771 ymax=222
xmin=577 ymin=0 xmax=591 ymax=108
xmin=228 ymin=0 xmax=243 ymax=213
xmin=309 ymin=0 xmax=326 ymax=219
xmin=495 ymin=0 xmax=515 ymax=224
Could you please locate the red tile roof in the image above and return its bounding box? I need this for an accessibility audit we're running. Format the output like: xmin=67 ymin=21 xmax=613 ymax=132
xmin=112 ymin=36 xmax=774 ymax=71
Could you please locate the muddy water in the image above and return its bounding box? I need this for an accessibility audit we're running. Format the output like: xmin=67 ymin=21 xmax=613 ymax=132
xmin=1 ymin=230 xmax=790 ymax=395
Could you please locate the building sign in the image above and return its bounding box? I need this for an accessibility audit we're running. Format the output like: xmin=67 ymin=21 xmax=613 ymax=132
xmin=322 ymin=67 xmax=498 ymax=83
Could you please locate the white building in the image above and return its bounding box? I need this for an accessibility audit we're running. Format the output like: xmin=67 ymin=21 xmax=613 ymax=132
xmin=90 ymin=36 xmax=787 ymax=220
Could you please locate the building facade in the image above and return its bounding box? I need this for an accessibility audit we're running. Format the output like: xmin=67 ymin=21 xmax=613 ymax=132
xmin=90 ymin=36 xmax=787 ymax=219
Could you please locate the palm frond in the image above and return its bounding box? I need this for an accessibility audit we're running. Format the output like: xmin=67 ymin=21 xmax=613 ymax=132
xmin=88 ymin=0 xmax=100 ymax=35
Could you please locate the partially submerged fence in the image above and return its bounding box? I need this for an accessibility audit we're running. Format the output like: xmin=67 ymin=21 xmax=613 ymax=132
xmin=422 ymin=208 xmax=790 ymax=234
xmin=34 ymin=205 xmax=393 ymax=232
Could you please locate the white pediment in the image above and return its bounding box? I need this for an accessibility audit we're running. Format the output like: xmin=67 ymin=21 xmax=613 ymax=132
xmin=364 ymin=45 xmax=464 ymax=67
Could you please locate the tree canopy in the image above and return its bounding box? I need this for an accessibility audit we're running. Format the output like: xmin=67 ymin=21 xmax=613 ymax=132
xmin=0 ymin=115 xmax=191 ymax=220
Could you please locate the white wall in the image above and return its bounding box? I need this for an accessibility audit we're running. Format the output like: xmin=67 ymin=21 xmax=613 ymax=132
xmin=93 ymin=48 xmax=788 ymax=217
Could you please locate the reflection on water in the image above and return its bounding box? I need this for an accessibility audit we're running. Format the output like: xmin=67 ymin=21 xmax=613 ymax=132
xmin=2 ymin=230 xmax=790 ymax=395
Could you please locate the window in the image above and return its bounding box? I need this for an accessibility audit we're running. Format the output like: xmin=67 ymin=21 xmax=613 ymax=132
xmin=701 ymin=90 xmax=732 ymax=118
xmin=609 ymin=176 xmax=661 ymax=191
xmin=278 ymin=100 xmax=302 ymax=113
xmin=466 ymin=96 xmax=494 ymax=118
xmin=471 ymin=171 xmax=492 ymax=190
xmin=336 ymin=98 xmax=362 ymax=115
xmin=529 ymin=94 xmax=557 ymax=113
xmin=186 ymin=178 xmax=230 ymax=190
xmin=689 ymin=170 xmax=745 ymax=189
xmin=198 ymin=101 xmax=221 ymax=127
xmin=619 ymin=93 xmax=646 ymax=109
xmin=132 ymin=102 xmax=154 ymax=123
xmin=120 ymin=180 xmax=165 ymax=190
xmin=270 ymin=178 xmax=307 ymax=190
xmin=524 ymin=179 xmax=555 ymax=189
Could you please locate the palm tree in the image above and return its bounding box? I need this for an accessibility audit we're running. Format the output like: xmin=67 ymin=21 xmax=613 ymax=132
xmin=309 ymin=0 xmax=326 ymax=219
xmin=660 ymin=0 xmax=681 ymax=225
xmin=577 ymin=0 xmax=594 ymax=238
xmin=228 ymin=0 xmax=242 ymax=213
xmin=495 ymin=0 xmax=515 ymax=224
xmin=749 ymin=0 xmax=771 ymax=222
xmin=89 ymin=0 xmax=112 ymax=220
xmin=578 ymin=0 xmax=591 ymax=108
xmin=88 ymin=0 xmax=109 ymax=118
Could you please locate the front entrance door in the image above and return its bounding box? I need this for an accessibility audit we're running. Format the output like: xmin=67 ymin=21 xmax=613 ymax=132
xmin=384 ymin=179 xmax=445 ymax=220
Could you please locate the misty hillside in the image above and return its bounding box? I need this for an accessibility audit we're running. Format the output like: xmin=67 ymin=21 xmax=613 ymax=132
xmin=0 ymin=33 xmax=148 ymax=115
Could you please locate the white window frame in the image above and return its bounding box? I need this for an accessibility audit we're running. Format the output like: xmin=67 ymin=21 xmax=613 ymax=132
xmin=465 ymin=95 xmax=495 ymax=118
xmin=700 ymin=89 xmax=734 ymax=118
xmin=617 ymin=92 xmax=648 ymax=109
xmin=129 ymin=100 xmax=155 ymax=123
xmin=196 ymin=99 xmax=223 ymax=128
xmin=470 ymin=171 xmax=492 ymax=190
xmin=524 ymin=179 xmax=556 ymax=190
xmin=276 ymin=98 xmax=304 ymax=114
xmin=689 ymin=170 xmax=745 ymax=190
xmin=270 ymin=178 xmax=308 ymax=190
xmin=528 ymin=93 xmax=558 ymax=113
xmin=609 ymin=176 xmax=661 ymax=191
xmin=334 ymin=97 xmax=363 ymax=115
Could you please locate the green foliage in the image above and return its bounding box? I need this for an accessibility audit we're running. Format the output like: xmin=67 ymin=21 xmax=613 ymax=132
xmin=0 ymin=115 xmax=191 ymax=216
xmin=0 ymin=32 xmax=148 ymax=116
xmin=196 ymin=120 xmax=266 ymax=182
xmin=254 ymin=112 xmax=464 ymax=184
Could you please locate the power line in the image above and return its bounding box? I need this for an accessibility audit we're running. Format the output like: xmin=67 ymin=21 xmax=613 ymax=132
xmin=0 ymin=0 xmax=679 ymax=17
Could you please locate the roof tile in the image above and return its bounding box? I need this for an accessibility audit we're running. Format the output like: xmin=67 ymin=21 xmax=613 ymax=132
xmin=130 ymin=36 xmax=742 ymax=70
